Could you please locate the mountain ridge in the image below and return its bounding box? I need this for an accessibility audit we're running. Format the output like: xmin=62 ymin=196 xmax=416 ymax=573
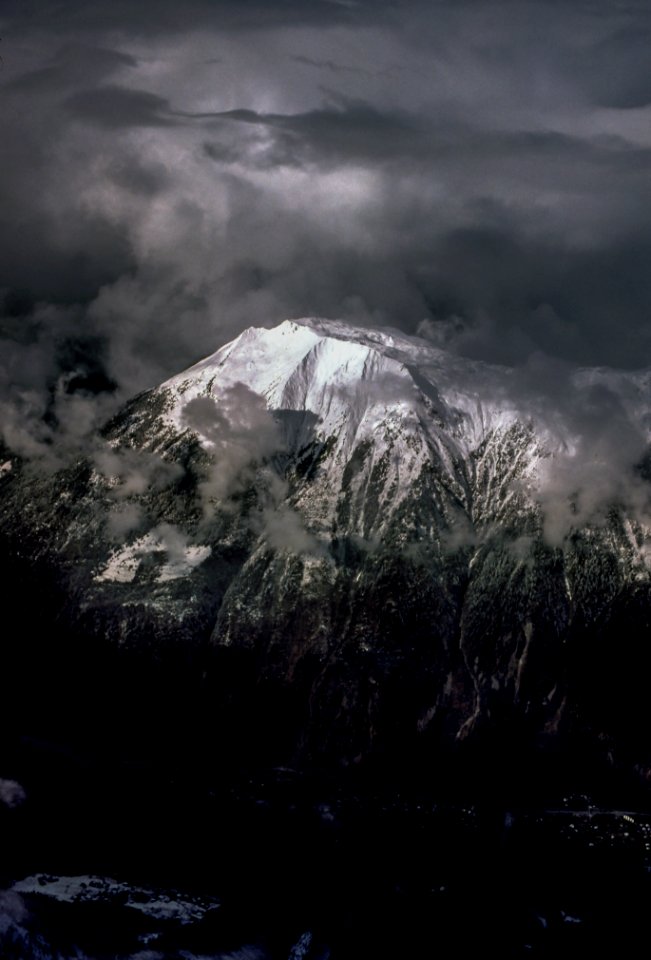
xmin=2 ymin=316 xmax=651 ymax=784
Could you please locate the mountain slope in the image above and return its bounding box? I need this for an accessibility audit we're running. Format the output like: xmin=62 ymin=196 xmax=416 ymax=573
xmin=3 ymin=317 xmax=651 ymax=780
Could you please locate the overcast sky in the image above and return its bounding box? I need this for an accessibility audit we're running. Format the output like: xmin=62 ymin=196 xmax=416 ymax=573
xmin=1 ymin=0 xmax=651 ymax=454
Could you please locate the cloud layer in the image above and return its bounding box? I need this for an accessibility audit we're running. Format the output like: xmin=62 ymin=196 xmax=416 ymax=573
xmin=1 ymin=0 xmax=651 ymax=534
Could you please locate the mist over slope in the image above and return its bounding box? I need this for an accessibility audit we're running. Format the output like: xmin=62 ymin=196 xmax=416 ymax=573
xmin=2 ymin=316 xmax=651 ymax=788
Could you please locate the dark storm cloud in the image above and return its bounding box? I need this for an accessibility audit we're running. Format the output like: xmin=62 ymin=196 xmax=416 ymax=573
xmin=4 ymin=44 xmax=138 ymax=93
xmin=2 ymin=0 xmax=369 ymax=35
xmin=202 ymin=99 xmax=427 ymax=165
xmin=202 ymin=97 xmax=651 ymax=170
xmin=1 ymin=0 xmax=651 ymax=484
xmin=201 ymin=96 xmax=651 ymax=366
xmin=291 ymin=54 xmax=371 ymax=76
xmin=572 ymin=25 xmax=651 ymax=110
xmin=0 ymin=43 xmax=139 ymax=302
xmin=65 ymin=85 xmax=177 ymax=128
xmin=412 ymin=223 xmax=651 ymax=368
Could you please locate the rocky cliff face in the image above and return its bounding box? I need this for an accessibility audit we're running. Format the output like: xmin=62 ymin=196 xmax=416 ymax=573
xmin=3 ymin=318 xmax=651 ymax=781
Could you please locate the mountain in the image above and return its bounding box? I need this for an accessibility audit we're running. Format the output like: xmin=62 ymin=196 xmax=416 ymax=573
xmin=3 ymin=317 xmax=651 ymax=789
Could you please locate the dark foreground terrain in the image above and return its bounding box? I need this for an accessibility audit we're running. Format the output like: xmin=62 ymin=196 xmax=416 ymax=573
xmin=3 ymin=556 xmax=651 ymax=959
xmin=3 ymin=717 xmax=651 ymax=960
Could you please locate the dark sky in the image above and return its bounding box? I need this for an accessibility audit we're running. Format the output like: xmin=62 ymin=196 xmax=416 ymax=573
xmin=1 ymin=0 xmax=651 ymax=459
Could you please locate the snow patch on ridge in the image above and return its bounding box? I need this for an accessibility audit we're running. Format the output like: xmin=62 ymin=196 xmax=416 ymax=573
xmin=159 ymin=317 xmax=523 ymax=465
xmin=95 ymin=531 xmax=211 ymax=583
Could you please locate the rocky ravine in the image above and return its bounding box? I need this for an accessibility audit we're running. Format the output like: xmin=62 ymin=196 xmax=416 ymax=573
xmin=3 ymin=317 xmax=651 ymax=782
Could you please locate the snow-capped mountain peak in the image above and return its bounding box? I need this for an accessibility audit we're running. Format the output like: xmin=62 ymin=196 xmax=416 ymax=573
xmin=4 ymin=316 xmax=651 ymax=770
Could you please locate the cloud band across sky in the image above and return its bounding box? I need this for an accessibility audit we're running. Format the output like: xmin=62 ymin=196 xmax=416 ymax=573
xmin=1 ymin=0 xmax=651 ymax=470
